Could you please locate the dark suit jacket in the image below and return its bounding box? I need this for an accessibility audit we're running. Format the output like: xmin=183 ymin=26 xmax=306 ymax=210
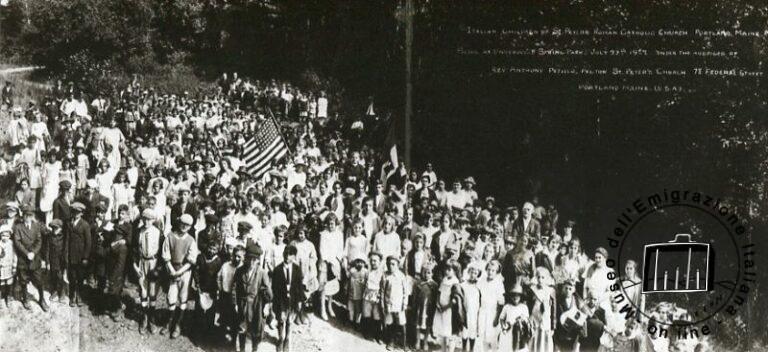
xmin=67 ymin=218 xmax=92 ymax=264
xmin=233 ymin=265 xmax=272 ymax=338
xmin=271 ymin=262 xmax=304 ymax=313
xmin=170 ymin=201 xmax=199 ymax=233
xmin=510 ymin=217 xmax=542 ymax=240
xmin=13 ymin=221 xmax=44 ymax=270
xmin=411 ymin=187 xmax=436 ymax=205
xmin=554 ymin=293 xmax=586 ymax=348
xmin=52 ymin=196 xmax=72 ymax=223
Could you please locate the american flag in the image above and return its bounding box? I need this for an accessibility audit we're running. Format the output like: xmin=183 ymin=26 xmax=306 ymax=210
xmin=242 ymin=117 xmax=288 ymax=178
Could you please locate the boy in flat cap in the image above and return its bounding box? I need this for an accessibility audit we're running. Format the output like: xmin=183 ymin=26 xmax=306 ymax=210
xmin=67 ymin=202 xmax=91 ymax=307
xmin=46 ymin=219 xmax=67 ymax=303
xmin=233 ymin=243 xmax=272 ymax=352
xmin=135 ymin=208 xmax=162 ymax=334
xmin=160 ymin=213 xmax=199 ymax=339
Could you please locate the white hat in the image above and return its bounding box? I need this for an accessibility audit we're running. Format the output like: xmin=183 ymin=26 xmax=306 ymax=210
xmin=179 ymin=214 xmax=194 ymax=226
xmin=87 ymin=179 xmax=98 ymax=189
xmin=0 ymin=224 xmax=12 ymax=234
xmin=141 ymin=209 xmax=156 ymax=220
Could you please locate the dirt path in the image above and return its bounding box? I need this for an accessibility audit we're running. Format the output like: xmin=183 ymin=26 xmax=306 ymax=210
xmin=0 ymin=284 xmax=412 ymax=352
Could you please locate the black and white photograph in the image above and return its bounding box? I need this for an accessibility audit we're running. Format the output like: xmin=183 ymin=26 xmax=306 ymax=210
xmin=0 ymin=1 xmax=766 ymax=351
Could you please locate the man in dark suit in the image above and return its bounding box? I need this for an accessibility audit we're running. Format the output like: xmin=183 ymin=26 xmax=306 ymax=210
xmin=170 ymin=184 xmax=198 ymax=235
xmin=67 ymin=202 xmax=92 ymax=307
xmin=13 ymin=205 xmax=49 ymax=311
xmin=234 ymin=243 xmax=272 ymax=352
xmin=271 ymin=245 xmax=304 ymax=352
xmin=411 ymin=173 xmax=437 ymax=205
xmin=510 ymin=202 xmax=542 ymax=242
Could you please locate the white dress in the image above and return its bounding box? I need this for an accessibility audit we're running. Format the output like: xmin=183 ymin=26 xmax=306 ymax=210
xmin=19 ymin=148 xmax=42 ymax=189
xmin=477 ymin=276 xmax=506 ymax=343
xmin=39 ymin=161 xmax=61 ymax=212
xmin=499 ymin=304 xmax=530 ymax=352
xmin=461 ymin=281 xmax=482 ymax=339
xmin=529 ymin=287 xmax=555 ymax=352
xmin=8 ymin=117 xmax=29 ymax=148
xmin=433 ymin=276 xmax=460 ymax=337
xmin=112 ymin=183 xmax=134 ymax=218
xmin=29 ymin=122 xmax=49 ymax=151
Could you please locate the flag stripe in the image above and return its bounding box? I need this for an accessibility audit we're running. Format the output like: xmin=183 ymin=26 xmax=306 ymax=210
xmin=247 ymin=141 xmax=285 ymax=173
xmin=244 ymin=138 xmax=280 ymax=165
xmin=242 ymin=118 xmax=289 ymax=179
xmin=249 ymin=148 xmax=287 ymax=178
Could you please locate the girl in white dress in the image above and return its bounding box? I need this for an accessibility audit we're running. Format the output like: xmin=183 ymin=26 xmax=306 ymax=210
xmin=561 ymin=239 xmax=590 ymax=283
xmin=95 ymin=159 xmax=118 ymax=216
xmin=433 ymin=259 xmax=461 ymax=352
xmin=477 ymin=260 xmax=506 ymax=352
xmin=19 ymin=137 xmax=42 ymax=198
xmin=111 ymin=171 xmax=134 ymax=220
xmin=529 ymin=267 xmax=556 ymax=352
xmin=75 ymin=144 xmax=90 ymax=191
xmin=461 ymin=264 xmax=482 ymax=352
xmin=124 ymin=156 xmax=139 ymax=188
xmin=29 ymin=113 xmax=50 ymax=151
xmin=499 ymin=283 xmax=531 ymax=352
xmin=39 ymin=153 xmax=61 ymax=225
xmin=148 ymin=177 xmax=170 ymax=233
xmin=291 ymin=225 xmax=318 ymax=324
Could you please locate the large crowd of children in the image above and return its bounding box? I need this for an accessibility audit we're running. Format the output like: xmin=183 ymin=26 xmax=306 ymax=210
xmin=0 ymin=74 xmax=709 ymax=352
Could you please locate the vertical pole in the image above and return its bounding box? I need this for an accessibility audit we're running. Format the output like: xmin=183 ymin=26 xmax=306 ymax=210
xmin=653 ymin=248 xmax=659 ymax=290
xmin=696 ymin=270 xmax=700 ymax=290
xmin=686 ymin=248 xmax=692 ymax=289
xmin=404 ymin=0 xmax=413 ymax=169
xmin=675 ymin=267 xmax=679 ymax=290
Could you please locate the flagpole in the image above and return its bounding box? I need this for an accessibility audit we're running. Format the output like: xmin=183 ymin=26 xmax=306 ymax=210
xmin=404 ymin=0 xmax=414 ymax=169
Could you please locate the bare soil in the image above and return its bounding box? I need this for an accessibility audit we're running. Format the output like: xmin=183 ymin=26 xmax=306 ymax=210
xmin=0 ymin=283 xmax=409 ymax=352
